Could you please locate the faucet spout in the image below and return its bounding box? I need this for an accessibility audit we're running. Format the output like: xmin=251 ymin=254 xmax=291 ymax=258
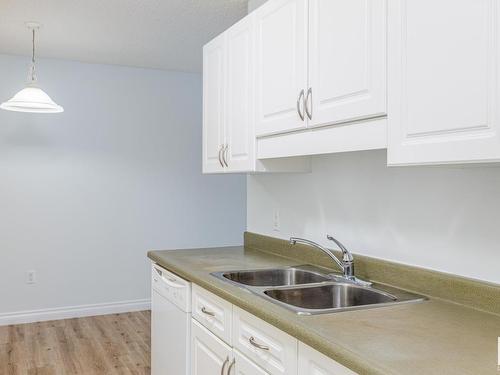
xmin=289 ymin=235 xmax=370 ymax=286
xmin=289 ymin=237 xmax=346 ymax=275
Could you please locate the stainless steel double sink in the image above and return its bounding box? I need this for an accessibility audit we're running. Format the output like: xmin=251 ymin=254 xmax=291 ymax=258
xmin=211 ymin=265 xmax=425 ymax=315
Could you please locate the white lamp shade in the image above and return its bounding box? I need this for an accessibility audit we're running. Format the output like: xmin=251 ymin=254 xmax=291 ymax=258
xmin=1 ymin=85 xmax=63 ymax=113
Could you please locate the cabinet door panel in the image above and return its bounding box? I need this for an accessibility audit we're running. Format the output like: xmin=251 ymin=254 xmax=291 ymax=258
xmin=308 ymin=0 xmax=387 ymax=128
xmin=388 ymin=0 xmax=500 ymax=165
xmin=232 ymin=350 xmax=270 ymax=375
xmin=191 ymin=319 xmax=232 ymax=375
xmin=298 ymin=342 xmax=358 ymax=375
xmin=255 ymin=0 xmax=308 ymax=136
xmin=226 ymin=15 xmax=255 ymax=172
xmin=203 ymin=34 xmax=226 ymax=173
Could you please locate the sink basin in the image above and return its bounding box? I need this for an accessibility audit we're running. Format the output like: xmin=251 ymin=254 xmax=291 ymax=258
xmin=211 ymin=265 xmax=425 ymax=315
xmin=221 ymin=268 xmax=330 ymax=287
xmin=264 ymin=284 xmax=396 ymax=310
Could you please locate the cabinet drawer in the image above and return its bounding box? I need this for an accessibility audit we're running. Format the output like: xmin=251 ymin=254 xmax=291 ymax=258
xmin=232 ymin=306 xmax=297 ymax=375
xmin=192 ymin=285 xmax=233 ymax=345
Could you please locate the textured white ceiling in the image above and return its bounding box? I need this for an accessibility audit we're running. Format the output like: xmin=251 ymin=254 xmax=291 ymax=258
xmin=0 ymin=0 xmax=248 ymax=72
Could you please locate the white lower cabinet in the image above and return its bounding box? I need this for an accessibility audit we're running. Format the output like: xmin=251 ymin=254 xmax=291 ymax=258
xmin=191 ymin=318 xmax=270 ymax=375
xmin=192 ymin=284 xmax=233 ymax=345
xmin=298 ymin=342 xmax=357 ymax=375
xmin=233 ymin=350 xmax=270 ymax=375
xmin=188 ymin=284 xmax=358 ymax=375
xmin=191 ymin=319 xmax=232 ymax=375
xmin=232 ymin=307 xmax=297 ymax=375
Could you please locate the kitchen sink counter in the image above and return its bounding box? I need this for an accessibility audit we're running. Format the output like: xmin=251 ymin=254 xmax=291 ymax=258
xmin=148 ymin=237 xmax=500 ymax=375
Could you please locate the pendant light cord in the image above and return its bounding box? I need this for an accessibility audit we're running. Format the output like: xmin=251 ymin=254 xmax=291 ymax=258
xmin=29 ymin=27 xmax=37 ymax=84
xmin=32 ymin=28 xmax=35 ymax=65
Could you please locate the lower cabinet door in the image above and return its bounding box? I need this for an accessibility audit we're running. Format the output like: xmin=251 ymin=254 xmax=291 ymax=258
xmin=232 ymin=350 xmax=270 ymax=375
xmin=191 ymin=319 xmax=232 ymax=375
xmin=298 ymin=342 xmax=358 ymax=375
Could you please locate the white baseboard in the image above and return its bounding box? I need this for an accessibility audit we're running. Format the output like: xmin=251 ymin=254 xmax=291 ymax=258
xmin=0 ymin=299 xmax=151 ymax=326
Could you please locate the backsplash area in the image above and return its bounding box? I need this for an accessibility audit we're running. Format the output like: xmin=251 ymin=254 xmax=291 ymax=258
xmin=247 ymin=149 xmax=500 ymax=284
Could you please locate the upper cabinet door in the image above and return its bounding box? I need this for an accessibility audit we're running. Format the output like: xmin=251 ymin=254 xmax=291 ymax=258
xmin=203 ymin=34 xmax=226 ymax=173
xmin=225 ymin=15 xmax=255 ymax=172
xmin=307 ymin=0 xmax=387 ymax=128
xmin=388 ymin=0 xmax=500 ymax=165
xmin=254 ymin=0 xmax=308 ymax=136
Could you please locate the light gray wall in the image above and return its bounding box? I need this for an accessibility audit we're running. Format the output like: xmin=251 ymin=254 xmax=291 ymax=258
xmin=0 ymin=54 xmax=246 ymax=314
xmin=248 ymin=150 xmax=500 ymax=284
xmin=248 ymin=0 xmax=267 ymax=12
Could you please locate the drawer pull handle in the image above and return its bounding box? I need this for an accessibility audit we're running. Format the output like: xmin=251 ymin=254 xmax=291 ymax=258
xmin=221 ymin=357 xmax=229 ymax=375
xmin=297 ymin=89 xmax=305 ymax=121
xmin=218 ymin=145 xmax=224 ymax=168
xmin=201 ymin=306 xmax=215 ymax=316
xmin=223 ymin=144 xmax=229 ymax=167
xmin=305 ymin=87 xmax=313 ymax=120
xmin=227 ymin=358 xmax=235 ymax=374
xmin=249 ymin=336 xmax=269 ymax=350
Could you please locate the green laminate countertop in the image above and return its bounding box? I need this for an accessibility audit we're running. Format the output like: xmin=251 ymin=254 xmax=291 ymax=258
xmin=148 ymin=246 xmax=500 ymax=375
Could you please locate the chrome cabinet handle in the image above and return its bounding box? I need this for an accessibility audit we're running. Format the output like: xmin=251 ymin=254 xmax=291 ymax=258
xmin=305 ymin=87 xmax=313 ymax=120
xmin=227 ymin=358 xmax=235 ymax=374
xmin=201 ymin=306 xmax=215 ymax=316
xmin=249 ymin=336 xmax=269 ymax=350
xmin=221 ymin=357 xmax=229 ymax=375
xmin=223 ymin=144 xmax=229 ymax=167
xmin=218 ymin=145 xmax=224 ymax=168
xmin=297 ymin=89 xmax=305 ymax=121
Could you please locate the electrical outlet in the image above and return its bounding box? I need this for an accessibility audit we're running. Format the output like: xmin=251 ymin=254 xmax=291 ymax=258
xmin=26 ymin=270 xmax=36 ymax=284
xmin=273 ymin=209 xmax=280 ymax=231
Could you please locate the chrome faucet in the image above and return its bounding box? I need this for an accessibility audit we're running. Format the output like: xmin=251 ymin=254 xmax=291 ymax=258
xmin=289 ymin=235 xmax=371 ymax=286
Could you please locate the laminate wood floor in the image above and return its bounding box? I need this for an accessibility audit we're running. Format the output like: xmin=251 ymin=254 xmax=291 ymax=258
xmin=0 ymin=311 xmax=151 ymax=375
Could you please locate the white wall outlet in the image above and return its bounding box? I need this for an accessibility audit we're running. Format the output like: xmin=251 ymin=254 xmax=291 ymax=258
xmin=273 ymin=209 xmax=280 ymax=231
xmin=26 ymin=270 xmax=36 ymax=284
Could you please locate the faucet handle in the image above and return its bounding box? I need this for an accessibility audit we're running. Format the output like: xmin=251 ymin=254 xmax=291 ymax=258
xmin=326 ymin=235 xmax=353 ymax=262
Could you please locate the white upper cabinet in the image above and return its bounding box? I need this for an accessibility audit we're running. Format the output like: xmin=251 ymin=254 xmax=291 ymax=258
xmin=225 ymin=15 xmax=255 ymax=172
xmin=254 ymin=0 xmax=308 ymax=136
xmin=203 ymin=16 xmax=257 ymax=174
xmin=202 ymin=12 xmax=310 ymax=174
xmin=252 ymin=0 xmax=388 ymax=159
xmin=202 ymin=33 xmax=226 ymax=174
xmin=307 ymin=0 xmax=387 ymax=128
xmin=387 ymin=0 xmax=500 ymax=165
xmin=204 ymin=0 xmax=500 ymax=167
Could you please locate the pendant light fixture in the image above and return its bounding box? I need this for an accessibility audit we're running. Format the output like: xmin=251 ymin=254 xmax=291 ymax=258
xmin=1 ymin=23 xmax=63 ymax=113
